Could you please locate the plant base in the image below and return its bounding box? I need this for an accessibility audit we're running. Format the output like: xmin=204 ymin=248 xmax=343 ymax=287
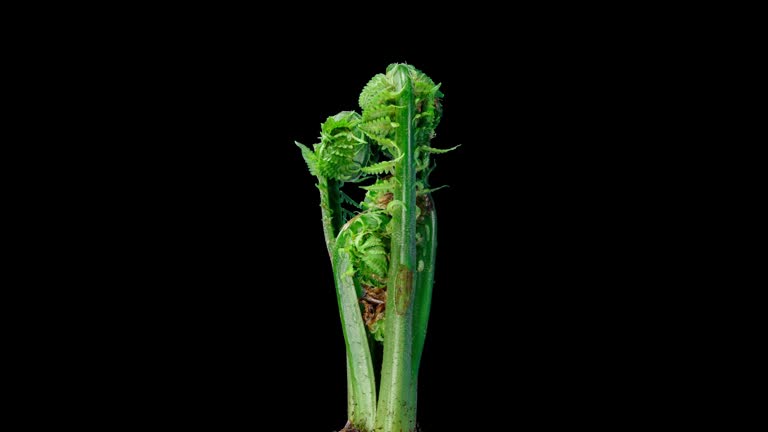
xmin=337 ymin=420 xmax=422 ymax=432
xmin=338 ymin=421 xmax=361 ymax=432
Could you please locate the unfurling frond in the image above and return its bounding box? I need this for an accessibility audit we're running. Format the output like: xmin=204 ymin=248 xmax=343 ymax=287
xmin=314 ymin=111 xmax=370 ymax=181
xmin=360 ymin=155 xmax=403 ymax=175
xmin=368 ymin=137 xmax=400 ymax=157
xmin=354 ymin=232 xmax=388 ymax=285
xmin=295 ymin=141 xmax=319 ymax=176
xmin=369 ymin=316 xmax=386 ymax=342
xmin=338 ymin=212 xmax=391 ymax=289
xmin=340 ymin=190 xmax=361 ymax=209
xmin=361 ymin=178 xmax=395 ymax=192
xmin=360 ymin=117 xmax=398 ymax=137
xmin=361 ymin=249 xmax=388 ymax=280
xmin=362 ymin=103 xmax=399 ymax=122
xmin=359 ymin=73 xmax=390 ymax=110
xmin=361 ymin=177 xmax=396 ymax=211
xmin=294 ymin=64 xmax=452 ymax=431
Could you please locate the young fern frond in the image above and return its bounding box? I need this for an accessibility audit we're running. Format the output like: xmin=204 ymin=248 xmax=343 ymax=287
xmin=359 ymin=247 xmax=388 ymax=283
xmin=360 ymin=155 xmax=403 ymax=175
xmin=314 ymin=111 xmax=370 ymax=182
xmin=361 ymin=180 xmax=395 ymax=193
xmin=360 ymin=116 xmax=399 ymax=137
xmin=362 ymin=103 xmax=400 ymax=122
xmin=366 ymin=136 xmax=400 ymax=157
xmin=340 ymin=190 xmax=362 ymax=209
xmin=296 ymin=63 xmax=452 ymax=432
xmin=359 ymin=73 xmax=391 ymax=110
xmin=295 ymin=141 xmax=319 ymax=176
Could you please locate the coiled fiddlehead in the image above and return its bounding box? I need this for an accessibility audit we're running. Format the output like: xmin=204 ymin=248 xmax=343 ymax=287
xmin=359 ymin=64 xmax=452 ymax=181
xmin=296 ymin=63 xmax=455 ymax=432
xmin=338 ymin=210 xmax=391 ymax=342
xmin=296 ymin=110 xmax=370 ymax=182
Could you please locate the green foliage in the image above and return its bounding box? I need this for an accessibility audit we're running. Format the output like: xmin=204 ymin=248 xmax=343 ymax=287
xmin=341 ymin=212 xmax=391 ymax=288
xmin=369 ymin=317 xmax=386 ymax=342
xmin=295 ymin=63 xmax=453 ymax=432
xmin=297 ymin=111 xmax=370 ymax=182
xmin=362 ymin=103 xmax=399 ymax=122
xmin=295 ymin=141 xmax=319 ymax=176
xmin=360 ymin=155 xmax=403 ymax=176
xmin=418 ymin=144 xmax=460 ymax=154
xmin=361 ymin=177 xmax=396 ymax=211
xmin=357 ymin=64 xmax=447 ymax=183
xmin=360 ymin=116 xmax=398 ymax=137
xmin=358 ymin=73 xmax=391 ymax=111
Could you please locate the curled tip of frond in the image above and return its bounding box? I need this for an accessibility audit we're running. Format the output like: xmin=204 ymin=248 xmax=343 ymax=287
xmin=338 ymin=211 xmax=392 ymax=290
xmin=360 ymin=63 xmax=441 ymax=106
xmin=322 ymin=110 xmax=362 ymax=134
xmin=359 ymin=74 xmax=389 ymax=111
xmin=297 ymin=64 xmax=448 ymax=185
xmin=313 ymin=111 xmax=371 ymax=181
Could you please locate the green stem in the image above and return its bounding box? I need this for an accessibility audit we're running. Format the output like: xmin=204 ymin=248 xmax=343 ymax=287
xmin=319 ymin=175 xmax=371 ymax=427
xmin=333 ymin=244 xmax=377 ymax=431
xmin=376 ymin=64 xmax=418 ymax=432
xmin=319 ymin=176 xmax=342 ymax=256
xmin=410 ymin=195 xmax=436 ymax=404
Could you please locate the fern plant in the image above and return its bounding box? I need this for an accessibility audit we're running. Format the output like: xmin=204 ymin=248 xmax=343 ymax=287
xmin=296 ymin=64 xmax=456 ymax=432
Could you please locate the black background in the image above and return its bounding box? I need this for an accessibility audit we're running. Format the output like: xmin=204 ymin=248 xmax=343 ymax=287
xmin=99 ymin=33 xmax=640 ymax=430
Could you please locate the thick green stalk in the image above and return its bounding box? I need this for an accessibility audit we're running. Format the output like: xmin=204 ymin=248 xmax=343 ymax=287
xmin=333 ymin=244 xmax=377 ymax=431
xmin=375 ymin=65 xmax=418 ymax=432
xmin=299 ymin=63 xmax=446 ymax=432
xmin=410 ymin=196 xmax=437 ymax=403
xmin=318 ymin=176 xmax=342 ymax=256
xmin=319 ymin=175 xmax=370 ymax=426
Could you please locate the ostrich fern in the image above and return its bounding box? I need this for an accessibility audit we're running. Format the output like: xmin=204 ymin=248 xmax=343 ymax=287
xmin=296 ymin=64 xmax=456 ymax=432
